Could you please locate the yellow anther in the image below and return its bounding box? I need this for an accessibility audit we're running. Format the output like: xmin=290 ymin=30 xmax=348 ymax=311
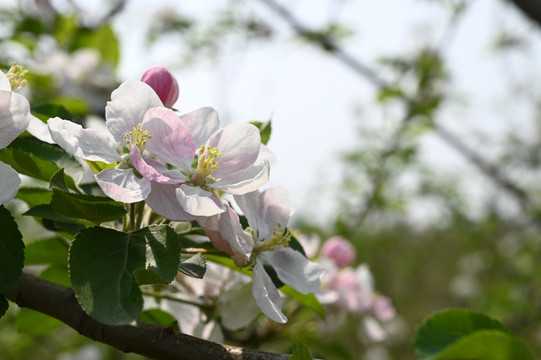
xmin=124 ymin=123 xmax=152 ymax=153
xmin=256 ymin=223 xmax=291 ymax=253
xmin=191 ymin=146 xmax=222 ymax=186
xmin=6 ymin=62 xmax=28 ymax=91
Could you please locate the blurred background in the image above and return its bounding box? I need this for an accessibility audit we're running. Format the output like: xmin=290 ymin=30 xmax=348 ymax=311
xmin=2 ymin=0 xmax=541 ymax=359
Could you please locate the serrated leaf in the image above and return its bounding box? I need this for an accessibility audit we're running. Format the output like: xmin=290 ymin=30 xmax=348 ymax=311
xmin=414 ymin=309 xmax=514 ymax=359
xmin=0 ymin=296 xmax=8 ymax=319
xmin=15 ymin=187 xmax=52 ymax=208
xmin=140 ymin=309 xmax=178 ymax=329
xmin=49 ymin=168 xmax=70 ymax=191
xmin=178 ymin=253 xmax=207 ymax=279
xmin=51 ymin=190 xmax=126 ymax=224
xmin=0 ymin=206 xmax=25 ymax=294
xmin=70 ymin=227 xmax=147 ymax=325
xmin=289 ymin=343 xmax=313 ymax=360
xmin=144 ymin=225 xmax=181 ymax=283
xmin=133 ymin=268 xmax=168 ymax=285
xmin=24 ymin=204 xmax=86 ymax=222
xmin=249 ymin=120 xmax=272 ymax=145
xmin=24 ymin=237 xmax=68 ymax=266
xmin=432 ymin=330 xmax=534 ymax=360
xmin=15 ymin=307 xmax=62 ymax=335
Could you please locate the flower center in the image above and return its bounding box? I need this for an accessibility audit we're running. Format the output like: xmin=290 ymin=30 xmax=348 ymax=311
xmin=191 ymin=145 xmax=221 ymax=186
xmin=255 ymin=222 xmax=291 ymax=253
xmin=124 ymin=123 xmax=152 ymax=153
xmin=6 ymin=62 xmax=28 ymax=91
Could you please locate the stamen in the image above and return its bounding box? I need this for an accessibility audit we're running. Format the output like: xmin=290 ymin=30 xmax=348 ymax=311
xmin=124 ymin=123 xmax=152 ymax=153
xmin=191 ymin=145 xmax=222 ymax=186
xmin=256 ymin=223 xmax=292 ymax=253
xmin=6 ymin=62 xmax=28 ymax=91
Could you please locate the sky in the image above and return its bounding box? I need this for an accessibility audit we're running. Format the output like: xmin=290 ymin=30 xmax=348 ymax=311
xmin=49 ymin=0 xmax=541 ymax=225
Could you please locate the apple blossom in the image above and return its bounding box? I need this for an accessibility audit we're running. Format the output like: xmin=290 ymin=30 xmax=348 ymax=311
xmin=129 ymin=106 xmax=271 ymax=219
xmin=200 ymin=188 xmax=325 ymax=323
xmin=320 ymin=235 xmax=357 ymax=268
xmin=0 ymin=64 xmax=35 ymax=204
xmin=141 ymin=66 xmax=179 ymax=108
xmin=47 ymin=79 xmax=170 ymax=203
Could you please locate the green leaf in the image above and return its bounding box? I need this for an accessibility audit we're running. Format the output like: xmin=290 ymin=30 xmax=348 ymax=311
xmin=0 ymin=206 xmax=25 ymax=294
xmin=51 ymin=190 xmax=126 ymax=224
xmin=49 ymin=168 xmax=70 ymax=191
xmin=70 ymin=225 xmax=181 ymax=325
xmin=16 ymin=187 xmax=52 ymax=208
xmin=249 ymin=120 xmax=272 ymax=145
xmin=70 ymin=227 xmax=146 ymax=325
xmin=414 ymin=309 xmax=514 ymax=359
xmin=31 ymin=102 xmax=72 ymax=121
xmin=289 ymin=343 xmax=313 ymax=360
xmin=144 ymin=224 xmax=181 ymax=283
xmin=70 ymin=25 xmax=119 ymax=67
xmin=178 ymin=253 xmax=207 ymax=279
xmin=133 ymin=268 xmax=168 ymax=285
xmin=15 ymin=307 xmax=62 ymax=335
xmin=0 ymin=137 xmax=83 ymax=187
xmin=24 ymin=204 xmax=86 ymax=223
xmin=140 ymin=309 xmax=178 ymax=329
xmin=40 ymin=265 xmax=71 ymax=287
xmin=432 ymin=330 xmax=534 ymax=360
xmin=24 ymin=237 xmax=68 ymax=266
xmin=0 ymin=296 xmax=8 ymax=319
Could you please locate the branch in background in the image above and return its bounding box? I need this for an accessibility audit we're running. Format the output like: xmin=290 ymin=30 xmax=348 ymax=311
xmin=6 ymin=273 xmax=289 ymax=360
xmin=507 ymin=0 xmax=541 ymax=28
xmin=259 ymin=0 xmax=534 ymax=220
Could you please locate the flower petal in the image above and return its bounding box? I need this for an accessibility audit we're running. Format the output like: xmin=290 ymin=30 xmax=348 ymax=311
xmin=252 ymin=262 xmax=287 ymax=323
xmin=0 ymin=161 xmax=20 ymax=205
xmin=219 ymin=283 xmax=260 ymax=330
xmin=48 ymin=117 xmax=122 ymax=163
xmin=212 ymin=160 xmax=270 ymax=195
xmin=142 ymin=107 xmax=195 ymax=170
xmin=145 ymin=183 xmax=195 ymax=222
xmin=26 ymin=116 xmax=54 ymax=143
xmin=105 ymin=80 xmax=163 ymax=144
xmin=264 ymin=247 xmax=324 ymax=294
xmin=130 ymin=146 xmax=184 ymax=184
xmin=176 ymin=184 xmax=225 ymax=217
xmin=180 ymin=107 xmax=220 ymax=148
xmin=207 ymin=123 xmax=261 ymax=178
xmin=0 ymin=72 xmax=10 ymax=91
xmin=0 ymin=91 xmax=31 ymax=149
xmin=94 ymin=168 xmax=151 ymax=203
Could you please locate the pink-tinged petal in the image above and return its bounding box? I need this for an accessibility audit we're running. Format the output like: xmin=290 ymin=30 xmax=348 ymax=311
xmin=219 ymin=283 xmax=260 ymax=330
xmin=176 ymin=184 xmax=225 ymax=217
xmin=321 ymin=236 xmax=356 ymax=268
xmin=180 ymin=107 xmax=220 ymax=148
xmin=48 ymin=117 xmax=121 ymax=163
xmin=130 ymin=146 xmax=184 ymax=184
xmin=94 ymin=168 xmax=150 ymax=203
xmin=264 ymin=247 xmax=324 ymax=294
xmin=0 ymin=162 xmax=20 ymax=205
xmin=252 ymin=262 xmax=287 ymax=323
xmin=105 ymin=80 xmax=163 ymax=144
xmin=141 ymin=66 xmax=179 ymax=108
xmin=0 ymin=72 xmax=10 ymax=91
xmin=212 ymin=160 xmax=270 ymax=195
xmin=0 ymin=91 xmax=31 ymax=148
xmin=142 ymin=107 xmax=195 ymax=169
xmin=371 ymin=296 xmax=395 ymax=321
xmin=362 ymin=317 xmax=387 ymax=342
xmin=259 ymin=145 xmax=277 ymax=169
xmin=145 ymin=183 xmax=195 ymax=222
xmin=207 ymin=123 xmax=261 ymax=178
xmin=26 ymin=116 xmax=54 ymax=144
xmin=233 ymin=190 xmax=260 ymax=236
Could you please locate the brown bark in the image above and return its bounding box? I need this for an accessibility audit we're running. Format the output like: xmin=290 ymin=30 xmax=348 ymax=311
xmin=6 ymin=273 xmax=288 ymax=360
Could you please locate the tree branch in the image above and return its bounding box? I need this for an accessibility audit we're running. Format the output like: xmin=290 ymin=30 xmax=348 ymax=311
xmin=506 ymin=0 xmax=541 ymax=29
xmin=6 ymin=273 xmax=289 ymax=360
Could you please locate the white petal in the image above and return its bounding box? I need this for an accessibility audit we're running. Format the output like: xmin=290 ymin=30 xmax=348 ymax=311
xmin=180 ymin=107 xmax=220 ymax=148
xmin=48 ymin=117 xmax=121 ymax=163
xmin=145 ymin=182 xmax=195 ymax=222
xmin=207 ymin=123 xmax=261 ymax=178
xmin=0 ymin=72 xmax=10 ymax=91
xmin=213 ymin=160 xmax=270 ymax=195
xmin=219 ymin=283 xmax=260 ymax=330
xmin=105 ymin=80 xmax=162 ymax=144
xmin=26 ymin=116 xmax=54 ymax=143
xmin=217 ymin=205 xmax=253 ymax=257
xmin=0 ymin=162 xmax=20 ymax=205
xmin=0 ymin=91 xmax=31 ymax=149
xmin=265 ymin=247 xmax=324 ymax=294
xmin=176 ymin=184 xmax=225 ymax=217
xmin=233 ymin=190 xmax=260 ymax=234
xmin=94 ymin=168 xmax=151 ymax=203
xmin=252 ymin=262 xmax=287 ymax=323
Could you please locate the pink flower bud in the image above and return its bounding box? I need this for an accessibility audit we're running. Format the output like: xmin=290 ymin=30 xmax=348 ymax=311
xmin=370 ymin=296 xmax=395 ymax=321
xmin=141 ymin=66 xmax=179 ymax=108
xmin=320 ymin=236 xmax=356 ymax=268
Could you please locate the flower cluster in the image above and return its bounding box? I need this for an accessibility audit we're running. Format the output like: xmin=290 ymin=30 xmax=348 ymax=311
xmin=45 ymin=65 xmax=324 ymax=323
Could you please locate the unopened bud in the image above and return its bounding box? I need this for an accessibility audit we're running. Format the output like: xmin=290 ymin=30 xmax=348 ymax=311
xmin=321 ymin=236 xmax=356 ymax=268
xmin=141 ymin=65 xmax=179 ymax=108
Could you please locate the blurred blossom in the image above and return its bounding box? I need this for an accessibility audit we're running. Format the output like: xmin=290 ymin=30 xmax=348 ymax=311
xmin=141 ymin=65 xmax=180 ymax=108
xmin=321 ymin=235 xmax=356 ymax=268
